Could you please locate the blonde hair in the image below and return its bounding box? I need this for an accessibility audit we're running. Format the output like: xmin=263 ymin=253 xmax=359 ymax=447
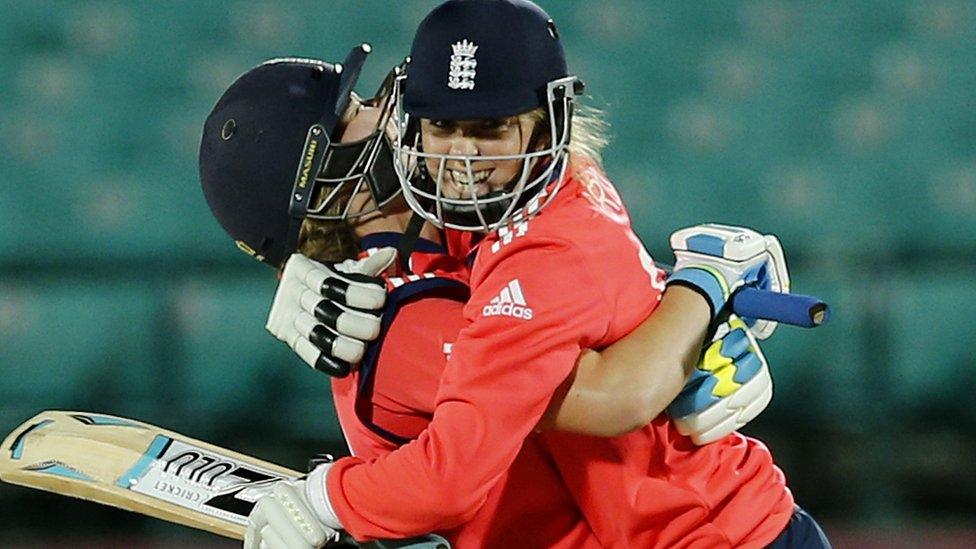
xmin=522 ymin=101 xmax=611 ymax=168
xmin=569 ymin=104 xmax=611 ymax=168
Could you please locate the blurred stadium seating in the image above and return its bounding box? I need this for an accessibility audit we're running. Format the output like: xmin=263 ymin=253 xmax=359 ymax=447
xmin=167 ymin=274 xmax=343 ymax=441
xmin=1 ymin=0 xmax=974 ymax=541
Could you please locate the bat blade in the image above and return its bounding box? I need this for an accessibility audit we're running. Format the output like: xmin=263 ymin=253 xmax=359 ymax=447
xmin=0 ymin=411 xmax=301 ymax=540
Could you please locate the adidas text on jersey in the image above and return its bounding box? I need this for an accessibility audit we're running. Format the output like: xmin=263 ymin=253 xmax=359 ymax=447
xmin=482 ymin=279 xmax=534 ymax=320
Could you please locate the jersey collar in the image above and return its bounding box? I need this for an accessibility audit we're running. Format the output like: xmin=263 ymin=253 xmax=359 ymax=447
xmin=359 ymin=231 xmax=447 ymax=254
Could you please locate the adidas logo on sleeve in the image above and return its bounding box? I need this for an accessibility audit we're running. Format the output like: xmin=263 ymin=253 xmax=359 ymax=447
xmin=482 ymin=279 xmax=534 ymax=320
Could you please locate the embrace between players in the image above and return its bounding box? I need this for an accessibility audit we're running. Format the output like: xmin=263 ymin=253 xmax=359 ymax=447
xmin=199 ymin=1 xmax=831 ymax=548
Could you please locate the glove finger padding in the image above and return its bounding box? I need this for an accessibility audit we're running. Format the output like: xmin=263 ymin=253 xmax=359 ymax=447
xmin=325 ymin=247 xmax=396 ymax=310
xmin=290 ymin=334 xmax=353 ymax=378
xmin=304 ymin=262 xmax=387 ymax=310
xmin=299 ymin=289 xmax=381 ymax=341
xmin=334 ymin=246 xmax=397 ymax=276
xmin=670 ymin=224 xmax=768 ymax=262
xmin=668 ymin=316 xmax=773 ymax=445
xmin=288 ymin=312 xmax=362 ymax=377
xmin=668 ymin=224 xmax=772 ymax=319
xmin=244 ymin=500 xmax=267 ymax=549
xmin=258 ymin=527 xmax=290 ymax=549
xmin=268 ymin=253 xmax=388 ymax=378
xmin=245 ymin=480 xmax=334 ymax=549
xmin=296 ymin=312 xmax=365 ymax=364
xmin=668 ymin=224 xmax=792 ymax=341
xmin=742 ymin=234 xmax=790 ymax=340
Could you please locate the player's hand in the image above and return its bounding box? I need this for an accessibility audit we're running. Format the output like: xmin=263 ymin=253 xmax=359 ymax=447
xmin=667 ymin=316 xmax=773 ymax=445
xmin=266 ymin=248 xmax=396 ymax=377
xmin=667 ymin=223 xmax=789 ymax=339
xmin=244 ymin=467 xmax=342 ymax=549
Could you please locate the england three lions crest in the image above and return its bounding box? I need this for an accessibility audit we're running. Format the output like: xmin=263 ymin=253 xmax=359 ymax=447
xmin=448 ymin=39 xmax=478 ymax=90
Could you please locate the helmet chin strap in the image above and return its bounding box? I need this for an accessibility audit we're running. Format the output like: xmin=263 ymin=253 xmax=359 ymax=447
xmin=441 ymin=191 xmax=515 ymax=230
xmin=396 ymin=210 xmax=427 ymax=274
xmin=281 ymin=215 xmax=304 ymax=267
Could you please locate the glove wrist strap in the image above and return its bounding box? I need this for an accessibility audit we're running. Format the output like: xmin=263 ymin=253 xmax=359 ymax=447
xmin=667 ymin=267 xmax=728 ymax=319
xmin=305 ymin=463 xmax=343 ymax=530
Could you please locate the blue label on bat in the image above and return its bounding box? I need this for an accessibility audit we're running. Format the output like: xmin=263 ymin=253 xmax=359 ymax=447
xmin=9 ymin=419 xmax=54 ymax=460
xmin=27 ymin=462 xmax=96 ymax=482
xmin=117 ymin=435 xmax=173 ymax=488
xmin=71 ymin=414 xmax=147 ymax=428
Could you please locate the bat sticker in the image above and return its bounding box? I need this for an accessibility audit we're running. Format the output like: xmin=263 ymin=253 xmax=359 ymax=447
xmin=124 ymin=436 xmax=297 ymax=525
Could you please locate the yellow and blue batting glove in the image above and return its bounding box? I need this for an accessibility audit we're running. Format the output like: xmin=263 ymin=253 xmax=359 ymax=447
xmin=667 ymin=317 xmax=773 ymax=445
xmin=667 ymin=224 xmax=789 ymax=339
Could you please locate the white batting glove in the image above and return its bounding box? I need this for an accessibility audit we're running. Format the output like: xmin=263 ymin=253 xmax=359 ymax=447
xmin=667 ymin=224 xmax=789 ymax=339
xmin=244 ymin=463 xmax=342 ymax=549
xmin=667 ymin=316 xmax=773 ymax=445
xmin=266 ymin=247 xmax=396 ymax=377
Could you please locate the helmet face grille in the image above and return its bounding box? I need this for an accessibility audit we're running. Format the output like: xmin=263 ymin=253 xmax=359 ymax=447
xmin=391 ymin=74 xmax=579 ymax=232
xmin=301 ymin=87 xmax=403 ymax=223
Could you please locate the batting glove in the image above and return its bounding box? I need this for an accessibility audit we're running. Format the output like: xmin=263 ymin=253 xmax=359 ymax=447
xmin=667 ymin=316 xmax=773 ymax=445
xmin=667 ymin=223 xmax=789 ymax=339
xmin=266 ymin=247 xmax=395 ymax=377
xmin=244 ymin=463 xmax=342 ymax=549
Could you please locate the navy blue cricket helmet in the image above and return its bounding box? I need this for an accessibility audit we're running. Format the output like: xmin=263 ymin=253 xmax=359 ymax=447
xmin=391 ymin=0 xmax=584 ymax=231
xmin=199 ymin=45 xmax=401 ymax=268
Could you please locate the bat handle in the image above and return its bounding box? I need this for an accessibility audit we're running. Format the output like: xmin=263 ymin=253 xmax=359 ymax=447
xmin=730 ymin=288 xmax=830 ymax=328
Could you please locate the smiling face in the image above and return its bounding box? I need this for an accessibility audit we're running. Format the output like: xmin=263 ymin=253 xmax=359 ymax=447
xmin=419 ymin=114 xmax=542 ymax=199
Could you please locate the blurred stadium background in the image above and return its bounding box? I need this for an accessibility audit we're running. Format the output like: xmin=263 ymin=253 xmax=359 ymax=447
xmin=1 ymin=0 xmax=974 ymax=546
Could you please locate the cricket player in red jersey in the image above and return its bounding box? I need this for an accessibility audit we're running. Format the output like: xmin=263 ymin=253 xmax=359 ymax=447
xmin=201 ymin=54 xmax=777 ymax=548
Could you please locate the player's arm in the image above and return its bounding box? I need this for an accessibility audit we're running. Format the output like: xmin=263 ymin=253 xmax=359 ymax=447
xmin=539 ymin=284 xmax=709 ymax=437
xmin=541 ymin=224 xmax=787 ymax=440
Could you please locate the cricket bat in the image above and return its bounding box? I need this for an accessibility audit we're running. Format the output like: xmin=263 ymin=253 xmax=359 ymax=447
xmin=0 ymin=410 xmax=301 ymax=540
xmin=0 ymin=411 xmax=451 ymax=548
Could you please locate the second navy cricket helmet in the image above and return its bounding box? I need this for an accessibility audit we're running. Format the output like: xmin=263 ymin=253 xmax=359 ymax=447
xmin=391 ymin=0 xmax=584 ymax=231
xmin=199 ymin=45 xmax=401 ymax=268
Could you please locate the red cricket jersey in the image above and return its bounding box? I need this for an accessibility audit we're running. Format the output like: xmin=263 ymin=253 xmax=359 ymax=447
xmin=327 ymin=160 xmax=793 ymax=548
xmin=330 ymin=232 xmax=600 ymax=548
